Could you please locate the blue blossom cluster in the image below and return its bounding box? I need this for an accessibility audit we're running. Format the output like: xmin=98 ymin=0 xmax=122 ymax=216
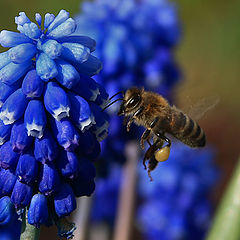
xmin=90 ymin=144 xmax=218 ymax=240
xmin=0 ymin=9 xmax=109 ymax=237
xmin=75 ymin=0 xmax=181 ymax=171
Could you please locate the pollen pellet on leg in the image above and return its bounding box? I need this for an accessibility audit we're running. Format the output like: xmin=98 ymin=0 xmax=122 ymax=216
xmin=155 ymin=146 xmax=170 ymax=162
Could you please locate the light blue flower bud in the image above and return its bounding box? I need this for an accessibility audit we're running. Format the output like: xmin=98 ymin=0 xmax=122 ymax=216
xmin=68 ymin=92 xmax=94 ymax=131
xmin=11 ymin=180 xmax=33 ymax=209
xmin=51 ymin=119 xmax=80 ymax=151
xmin=35 ymin=13 xmax=42 ymax=26
xmin=47 ymin=18 xmax=76 ymax=39
xmin=0 ymin=89 xmax=29 ymax=125
xmin=54 ymin=183 xmax=76 ymax=217
xmin=55 ymin=60 xmax=80 ymax=89
xmin=0 ymin=141 xmax=19 ymax=170
xmin=22 ymin=69 xmax=44 ymax=98
xmin=15 ymin=12 xmax=31 ymax=26
xmin=0 ymin=169 xmax=17 ymax=197
xmin=34 ymin=130 xmax=58 ymax=163
xmin=16 ymin=152 xmax=38 ymax=185
xmin=44 ymin=82 xmax=70 ymax=121
xmin=10 ymin=119 xmax=33 ymax=153
xmin=24 ymin=100 xmax=47 ymax=138
xmin=61 ymin=42 xmax=90 ymax=64
xmin=0 ymin=30 xmax=33 ymax=48
xmin=74 ymin=55 xmax=102 ymax=76
xmin=36 ymin=52 xmax=58 ymax=81
xmin=0 ymin=52 xmax=11 ymax=70
xmin=57 ymin=150 xmax=80 ymax=179
xmin=39 ymin=163 xmax=60 ymax=195
xmin=0 ymin=120 xmax=12 ymax=145
xmin=22 ymin=22 xmax=41 ymax=39
xmin=41 ymin=39 xmax=62 ymax=59
xmin=8 ymin=43 xmax=36 ymax=64
xmin=47 ymin=10 xmax=69 ymax=32
xmin=44 ymin=13 xmax=55 ymax=29
xmin=28 ymin=194 xmax=48 ymax=228
xmin=57 ymin=35 xmax=96 ymax=52
xmin=0 ymin=61 xmax=32 ymax=85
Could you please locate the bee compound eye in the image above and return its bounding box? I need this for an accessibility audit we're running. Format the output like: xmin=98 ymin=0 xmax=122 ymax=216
xmin=127 ymin=94 xmax=141 ymax=109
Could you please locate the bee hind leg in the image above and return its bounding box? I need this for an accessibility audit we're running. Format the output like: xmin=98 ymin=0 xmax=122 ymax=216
xmin=143 ymin=140 xmax=159 ymax=170
xmin=147 ymin=156 xmax=159 ymax=181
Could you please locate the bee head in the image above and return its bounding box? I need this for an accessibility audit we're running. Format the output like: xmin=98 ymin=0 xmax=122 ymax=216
xmin=118 ymin=87 xmax=143 ymax=116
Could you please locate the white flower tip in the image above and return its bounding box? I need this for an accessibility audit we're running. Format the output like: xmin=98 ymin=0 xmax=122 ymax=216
xmin=0 ymin=137 xmax=6 ymax=145
xmin=26 ymin=122 xmax=44 ymax=138
xmin=89 ymin=88 xmax=100 ymax=101
xmin=79 ymin=115 xmax=95 ymax=132
xmin=52 ymin=105 xmax=70 ymax=121
xmin=0 ymin=109 xmax=15 ymax=125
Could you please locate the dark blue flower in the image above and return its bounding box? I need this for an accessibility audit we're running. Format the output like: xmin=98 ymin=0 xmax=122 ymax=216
xmin=0 ymin=196 xmax=16 ymax=225
xmin=28 ymin=194 xmax=48 ymax=228
xmin=0 ymin=9 xmax=108 ymax=233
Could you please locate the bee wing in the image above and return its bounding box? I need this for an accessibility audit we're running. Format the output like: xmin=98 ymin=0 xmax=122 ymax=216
xmin=182 ymin=94 xmax=220 ymax=121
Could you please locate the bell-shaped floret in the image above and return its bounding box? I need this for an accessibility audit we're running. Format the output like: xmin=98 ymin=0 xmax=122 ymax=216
xmin=0 ymin=169 xmax=17 ymax=196
xmin=0 ymin=141 xmax=19 ymax=170
xmin=47 ymin=10 xmax=69 ymax=33
xmin=0 ymin=196 xmax=16 ymax=225
xmin=16 ymin=152 xmax=38 ymax=185
xmin=73 ymin=74 xmax=100 ymax=101
xmin=44 ymin=82 xmax=70 ymax=121
xmin=22 ymin=69 xmax=44 ymax=98
xmin=0 ymin=61 xmax=32 ymax=85
xmin=24 ymin=100 xmax=47 ymax=138
xmin=41 ymin=39 xmax=62 ymax=59
xmin=71 ymin=178 xmax=95 ymax=197
xmin=68 ymin=92 xmax=94 ymax=131
xmin=44 ymin=13 xmax=55 ymax=29
xmin=0 ymin=81 xmax=19 ymax=107
xmin=36 ymin=52 xmax=58 ymax=81
xmin=55 ymin=60 xmax=80 ymax=89
xmin=11 ymin=180 xmax=33 ymax=209
xmin=54 ymin=183 xmax=76 ymax=217
xmin=34 ymin=130 xmax=58 ymax=163
xmin=51 ymin=119 xmax=80 ymax=151
xmin=78 ymin=158 xmax=96 ymax=181
xmin=28 ymin=194 xmax=49 ymax=228
xmin=10 ymin=119 xmax=33 ymax=153
xmin=57 ymin=150 xmax=80 ymax=179
xmin=39 ymin=163 xmax=60 ymax=195
xmin=0 ymin=89 xmax=29 ymax=125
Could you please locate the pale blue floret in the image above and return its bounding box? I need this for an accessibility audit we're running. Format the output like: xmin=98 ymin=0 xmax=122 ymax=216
xmin=8 ymin=43 xmax=36 ymax=64
xmin=36 ymin=53 xmax=58 ymax=80
xmin=0 ymin=30 xmax=34 ymax=48
xmin=47 ymin=9 xmax=69 ymax=33
xmin=15 ymin=12 xmax=31 ymax=26
xmin=44 ymin=82 xmax=70 ymax=121
xmin=55 ymin=59 xmax=80 ymax=89
xmin=35 ymin=13 xmax=42 ymax=26
xmin=0 ymin=61 xmax=32 ymax=85
xmin=24 ymin=100 xmax=47 ymax=138
xmin=44 ymin=13 xmax=55 ymax=29
xmin=0 ymin=89 xmax=29 ymax=125
xmin=0 ymin=52 xmax=11 ymax=69
xmin=41 ymin=40 xmax=62 ymax=59
xmin=21 ymin=23 xmax=41 ymax=39
xmin=61 ymin=42 xmax=90 ymax=63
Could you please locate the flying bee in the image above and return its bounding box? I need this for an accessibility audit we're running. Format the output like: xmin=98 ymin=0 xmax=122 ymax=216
xmin=103 ymin=87 xmax=206 ymax=180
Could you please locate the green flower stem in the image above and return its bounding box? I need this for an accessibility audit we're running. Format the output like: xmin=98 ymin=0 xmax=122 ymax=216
xmin=206 ymin=156 xmax=240 ymax=240
xmin=20 ymin=209 xmax=40 ymax=240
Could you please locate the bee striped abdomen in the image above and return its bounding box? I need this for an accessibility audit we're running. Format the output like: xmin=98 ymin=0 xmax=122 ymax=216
xmin=170 ymin=110 xmax=206 ymax=148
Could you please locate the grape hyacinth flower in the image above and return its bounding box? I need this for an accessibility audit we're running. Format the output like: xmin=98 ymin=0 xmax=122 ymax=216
xmin=75 ymin=0 xmax=181 ymax=174
xmin=0 ymin=9 xmax=109 ymax=238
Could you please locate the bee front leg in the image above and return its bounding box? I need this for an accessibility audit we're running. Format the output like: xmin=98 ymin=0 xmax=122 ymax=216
xmin=126 ymin=106 xmax=144 ymax=132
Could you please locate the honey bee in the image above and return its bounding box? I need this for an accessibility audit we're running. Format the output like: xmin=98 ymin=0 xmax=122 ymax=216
xmin=104 ymin=87 xmax=206 ymax=180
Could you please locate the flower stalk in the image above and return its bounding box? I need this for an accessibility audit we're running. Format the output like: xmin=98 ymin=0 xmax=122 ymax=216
xmin=20 ymin=209 xmax=40 ymax=240
xmin=206 ymin=156 xmax=240 ymax=240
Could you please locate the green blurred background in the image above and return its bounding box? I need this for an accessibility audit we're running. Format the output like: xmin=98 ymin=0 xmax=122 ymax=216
xmin=0 ymin=0 xmax=239 ymax=238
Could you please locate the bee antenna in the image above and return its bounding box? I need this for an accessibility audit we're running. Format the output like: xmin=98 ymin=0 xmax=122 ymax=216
xmin=109 ymin=91 xmax=124 ymax=100
xmin=102 ymin=98 xmax=124 ymax=111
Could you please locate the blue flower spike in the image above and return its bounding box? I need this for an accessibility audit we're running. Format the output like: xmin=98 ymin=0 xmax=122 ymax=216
xmin=0 ymin=9 xmax=108 ymax=234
